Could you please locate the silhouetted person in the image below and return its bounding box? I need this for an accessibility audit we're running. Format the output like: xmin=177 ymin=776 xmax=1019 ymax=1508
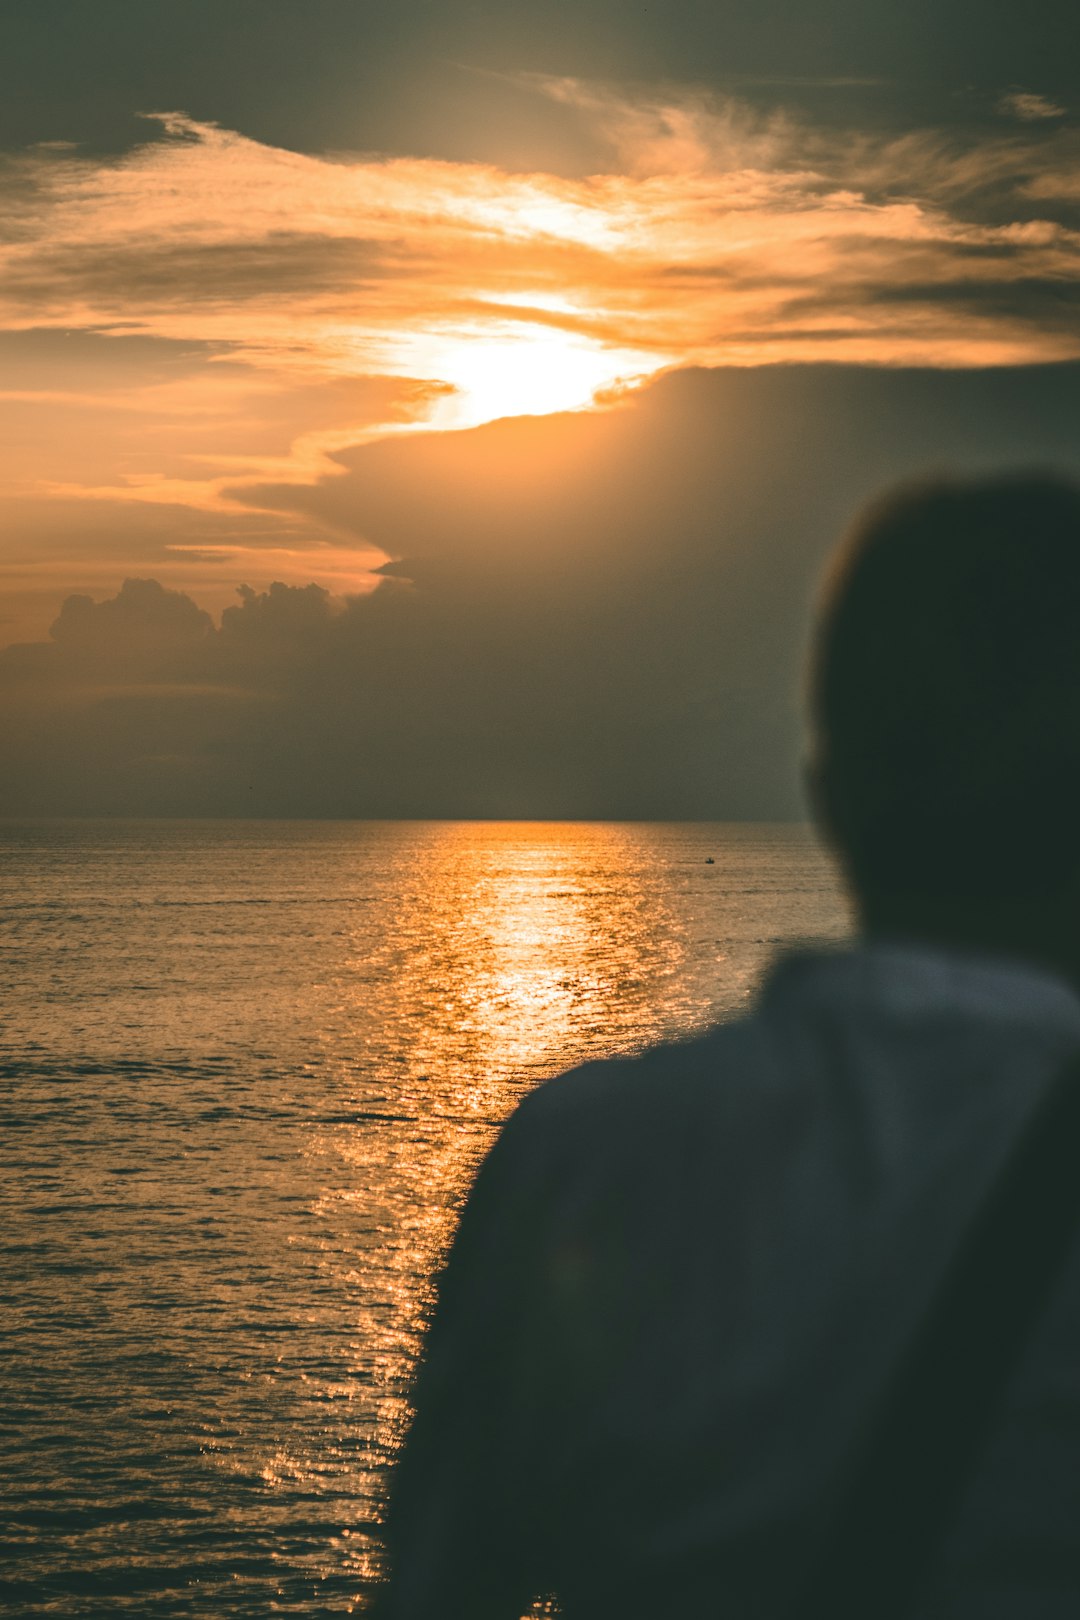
xmin=373 ymin=474 xmax=1080 ymax=1619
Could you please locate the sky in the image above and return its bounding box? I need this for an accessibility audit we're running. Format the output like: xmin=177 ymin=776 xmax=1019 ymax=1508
xmin=2 ymin=1 xmax=1079 ymax=817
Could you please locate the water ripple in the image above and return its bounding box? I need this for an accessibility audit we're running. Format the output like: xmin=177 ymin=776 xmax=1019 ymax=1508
xmin=1 ymin=819 xmax=847 ymax=1614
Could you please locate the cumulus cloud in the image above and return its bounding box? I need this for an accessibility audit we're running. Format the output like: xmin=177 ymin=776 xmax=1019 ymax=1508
xmin=5 ymin=362 xmax=1080 ymax=820
xmin=50 ymin=577 xmax=211 ymax=661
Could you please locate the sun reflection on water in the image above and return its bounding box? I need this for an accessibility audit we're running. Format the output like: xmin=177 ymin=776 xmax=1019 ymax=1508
xmin=3 ymin=818 xmax=847 ymax=1614
xmin=302 ymin=822 xmax=845 ymax=1597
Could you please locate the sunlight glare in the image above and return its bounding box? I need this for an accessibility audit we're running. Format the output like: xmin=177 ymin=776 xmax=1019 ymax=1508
xmin=400 ymin=324 xmax=665 ymax=429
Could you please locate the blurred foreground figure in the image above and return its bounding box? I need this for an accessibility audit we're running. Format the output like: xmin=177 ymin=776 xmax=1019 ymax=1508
xmin=374 ymin=475 xmax=1080 ymax=1619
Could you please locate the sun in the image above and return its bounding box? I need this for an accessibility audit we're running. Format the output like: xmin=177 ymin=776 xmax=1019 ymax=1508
xmin=400 ymin=320 xmax=665 ymax=430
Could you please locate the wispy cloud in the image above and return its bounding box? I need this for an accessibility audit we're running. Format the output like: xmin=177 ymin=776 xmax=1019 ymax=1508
xmin=998 ymin=89 xmax=1068 ymax=123
xmin=2 ymin=82 xmax=1079 ymax=643
xmin=3 ymin=92 xmax=1079 ymax=416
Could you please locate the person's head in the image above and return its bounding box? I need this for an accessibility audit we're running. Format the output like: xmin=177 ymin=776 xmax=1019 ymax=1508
xmin=808 ymin=472 xmax=1080 ymax=952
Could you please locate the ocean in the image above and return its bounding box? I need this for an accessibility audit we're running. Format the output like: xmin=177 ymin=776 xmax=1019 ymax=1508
xmin=1 ymin=819 xmax=848 ymax=1615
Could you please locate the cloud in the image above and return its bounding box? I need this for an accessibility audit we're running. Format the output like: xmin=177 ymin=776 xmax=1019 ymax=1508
xmin=5 ymin=362 xmax=1080 ymax=820
xmin=3 ymin=93 xmax=1079 ymax=403
xmin=3 ymin=82 xmax=1079 ymax=647
xmin=0 ymin=327 xmax=419 ymax=641
xmin=998 ymin=90 xmax=1068 ymax=123
xmin=50 ymin=577 xmax=211 ymax=661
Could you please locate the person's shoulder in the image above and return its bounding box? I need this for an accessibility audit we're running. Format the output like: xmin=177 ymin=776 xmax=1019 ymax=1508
xmin=502 ymin=1013 xmax=767 ymax=1163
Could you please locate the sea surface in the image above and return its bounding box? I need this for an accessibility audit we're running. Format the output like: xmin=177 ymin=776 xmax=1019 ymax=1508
xmin=1 ymin=820 xmax=848 ymax=1616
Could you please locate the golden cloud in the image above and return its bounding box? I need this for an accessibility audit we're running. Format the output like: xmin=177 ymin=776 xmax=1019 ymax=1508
xmin=1 ymin=83 xmax=1078 ymax=641
xmin=2 ymin=92 xmax=1078 ymax=418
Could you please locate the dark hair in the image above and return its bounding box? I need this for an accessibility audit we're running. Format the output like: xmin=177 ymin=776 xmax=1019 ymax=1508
xmin=810 ymin=473 xmax=1080 ymax=904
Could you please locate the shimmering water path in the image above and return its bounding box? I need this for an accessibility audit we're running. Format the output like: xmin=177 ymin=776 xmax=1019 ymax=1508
xmin=1 ymin=821 xmax=847 ymax=1615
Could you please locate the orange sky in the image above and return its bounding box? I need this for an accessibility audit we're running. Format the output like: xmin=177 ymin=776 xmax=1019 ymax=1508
xmin=2 ymin=78 xmax=1079 ymax=641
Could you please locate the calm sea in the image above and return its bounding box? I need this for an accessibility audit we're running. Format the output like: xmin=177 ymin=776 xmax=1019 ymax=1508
xmin=1 ymin=820 xmax=848 ymax=1616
